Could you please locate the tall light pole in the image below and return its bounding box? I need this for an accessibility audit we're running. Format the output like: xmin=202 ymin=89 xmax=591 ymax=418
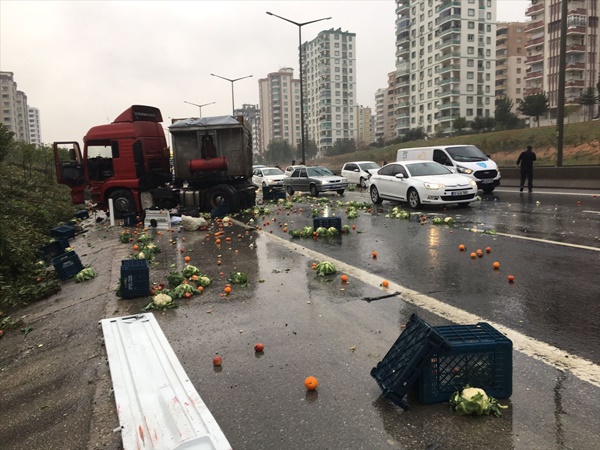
xmin=210 ymin=73 xmax=253 ymax=115
xmin=183 ymin=100 xmax=215 ymax=119
xmin=266 ymin=11 xmax=332 ymax=165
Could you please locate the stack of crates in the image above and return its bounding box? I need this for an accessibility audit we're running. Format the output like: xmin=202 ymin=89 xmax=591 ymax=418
xmin=313 ymin=216 xmax=342 ymax=232
xmin=370 ymin=314 xmax=512 ymax=410
xmin=51 ymin=251 xmax=84 ymax=281
xmin=39 ymin=239 xmax=70 ymax=264
xmin=51 ymin=225 xmax=76 ymax=240
xmin=120 ymin=259 xmax=150 ymax=299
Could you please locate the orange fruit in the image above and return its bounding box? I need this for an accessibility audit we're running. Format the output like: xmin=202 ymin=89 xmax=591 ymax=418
xmin=340 ymin=274 xmax=348 ymax=283
xmin=216 ymin=239 xmax=221 ymax=244
xmin=486 ymin=247 xmax=492 ymax=253
xmin=508 ymin=275 xmax=515 ymax=282
xmin=283 ymin=227 xmax=288 ymax=233
xmin=493 ymin=261 xmax=500 ymax=269
xmin=372 ymin=251 xmax=378 ymax=258
xmin=197 ymin=286 xmax=204 ymax=293
xmin=184 ymin=292 xmax=192 ymax=299
xmin=351 ymin=225 xmax=356 ymax=230
xmin=304 ymin=376 xmax=319 ymax=391
xmin=133 ymin=244 xmax=139 ymax=251
xmin=381 ymin=280 xmax=390 ymax=288
xmin=213 ymin=355 xmax=222 ymax=366
xmin=459 ymin=244 xmax=465 ymax=251
xmin=184 ymin=256 xmax=191 ymax=262
xmin=311 ymin=263 xmax=317 ymax=270
xmin=470 ymin=252 xmax=477 ymax=258
xmin=224 ymin=286 xmax=232 ymax=294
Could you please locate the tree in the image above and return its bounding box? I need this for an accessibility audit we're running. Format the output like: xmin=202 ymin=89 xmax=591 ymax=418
xmin=471 ymin=116 xmax=495 ymax=133
xmin=402 ymin=128 xmax=426 ymax=142
xmin=578 ymin=87 xmax=597 ymax=121
xmin=0 ymin=124 xmax=15 ymax=162
xmin=326 ymin=138 xmax=356 ymax=156
xmin=265 ymin=139 xmax=292 ymax=166
xmin=453 ymin=117 xmax=468 ymax=135
xmin=303 ymin=139 xmax=318 ymax=162
xmin=518 ymin=93 xmax=549 ymax=127
xmin=495 ymin=97 xmax=520 ymax=130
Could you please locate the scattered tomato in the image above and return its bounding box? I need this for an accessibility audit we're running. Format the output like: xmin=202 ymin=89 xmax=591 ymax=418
xmin=254 ymin=343 xmax=265 ymax=352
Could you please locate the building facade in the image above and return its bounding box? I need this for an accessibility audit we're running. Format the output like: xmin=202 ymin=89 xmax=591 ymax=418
xmin=234 ymin=104 xmax=262 ymax=160
xmin=302 ymin=28 xmax=357 ymax=154
xmin=258 ymin=68 xmax=301 ymax=157
xmin=496 ymin=22 xmax=528 ymax=113
xmin=525 ymin=0 xmax=599 ymax=124
xmin=395 ymin=0 xmax=497 ymax=136
xmin=1 ymin=71 xmax=31 ymax=143
xmin=28 ymin=107 xmax=42 ymax=145
xmin=353 ymin=105 xmax=374 ymax=146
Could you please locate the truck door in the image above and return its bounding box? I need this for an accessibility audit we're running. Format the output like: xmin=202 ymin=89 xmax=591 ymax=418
xmin=53 ymin=141 xmax=88 ymax=205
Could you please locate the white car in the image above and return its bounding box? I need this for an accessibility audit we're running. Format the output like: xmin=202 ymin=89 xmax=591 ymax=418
xmin=284 ymin=165 xmax=306 ymax=177
xmin=252 ymin=167 xmax=286 ymax=189
xmin=341 ymin=161 xmax=381 ymax=188
xmin=369 ymin=160 xmax=477 ymax=208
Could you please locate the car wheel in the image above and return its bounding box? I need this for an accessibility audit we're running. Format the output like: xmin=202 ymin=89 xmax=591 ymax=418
xmin=286 ymin=186 xmax=294 ymax=195
xmin=337 ymin=189 xmax=345 ymax=195
xmin=359 ymin=178 xmax=367 ymax=189
xmin=407 ymin=188 xmax=421 ymax=209
xmin=310 ymin=185 xmax=319 ymax=197
xmin=482 ymin=187 xmax=495 ymax=194
xmin=370 ymin=185 xmax=383 ymax=204
xmin=108 ymin=189 xmax=137 ymax=219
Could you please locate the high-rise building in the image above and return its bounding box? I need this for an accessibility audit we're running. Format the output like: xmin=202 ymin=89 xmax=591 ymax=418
xmin=394 ymin=0 xmax=497 ymax=136
xmin=302 ymin=28 xmax=357 ymax=154
xmin=1 ymin=71 xmax=31 ymax=143
xmin=374 ymin=88 xmax=386 ymax=142
xmin=525 ymin=0 xmax=599 ymax=124
xmin=496 ymin=22 xmax=528 ymax=114
xmin=258 ymin=68 xmax=301 ymax=156
xmin=234 ymin=104 xmax=262 ymax=160
xmin=353 ymin=105 xmax=374 ymax=146
xmin=28 ymin=107 xmax=42 ymax=145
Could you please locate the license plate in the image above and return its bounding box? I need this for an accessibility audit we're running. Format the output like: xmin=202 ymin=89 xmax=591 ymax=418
xmin=481 ymin=179 xmax=493 ymax=184
xmin=451 ymin=191 xmax=468 ymax=196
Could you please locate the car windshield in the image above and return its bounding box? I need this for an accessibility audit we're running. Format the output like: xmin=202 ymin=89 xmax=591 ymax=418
xmin=307 ymin=167 xmax=334 ymax=177
xmin=263 ymin=168 xmax=284 ymax=176
xmin=406 ymin=162 xmax=453 ymax=177
xmin=358 ymin=162 xmax=380 ymax=170
xmin=446 ymin=145 xmax=488 ymax=162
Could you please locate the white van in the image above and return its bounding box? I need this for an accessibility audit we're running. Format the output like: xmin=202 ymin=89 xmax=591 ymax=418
xmin=396 ymin=145 xmax=501 ymax=193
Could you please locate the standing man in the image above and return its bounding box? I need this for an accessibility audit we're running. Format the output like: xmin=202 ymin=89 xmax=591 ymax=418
xmin=517 ymin=145 xmax=537 ymax=192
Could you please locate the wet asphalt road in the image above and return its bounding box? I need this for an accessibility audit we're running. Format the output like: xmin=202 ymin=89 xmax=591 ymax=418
xmin=1 ymin=186 xmax=599 ymax=450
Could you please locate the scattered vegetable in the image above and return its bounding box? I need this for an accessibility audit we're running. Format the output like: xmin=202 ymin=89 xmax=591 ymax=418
xmin=228 ymin=272 xmax=248 ymax=285
xmin=449 ymin=386 xmax=508 ymax=417
xmin=144 ymin=293 xmax=177 ymax=311
xmin=75 ymin=267 xmax=97 ymax=283
xmin=315 ymin=261 xmax=337 ymax=277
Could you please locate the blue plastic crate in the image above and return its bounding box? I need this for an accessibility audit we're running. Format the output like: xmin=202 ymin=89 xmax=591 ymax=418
xmin=51 ymin=251 xmax=83 ymax=281
xmin=75 ymin=210 xmax=89 ymax=220
xmin=51 ymin=225 xmax=76 ymax=240
xmin=418 ymin=322 xmax=512 ymax=403
xmin=120 ymin=259 xmax=150 ymax=299
xmin=313 ymin=216 xmax=342 ymax=232
xmin=370 ymin=314 xmax=448 ymax=410
xmin=123 ymin=213 xmax=138 ymax=227
xmin=263 ymin=187 xmax=286 ymax=201
xmin=39 ymin=239 xmax=70 ymax=263
xmin=211 ymin=204 xmax=229 ymax=219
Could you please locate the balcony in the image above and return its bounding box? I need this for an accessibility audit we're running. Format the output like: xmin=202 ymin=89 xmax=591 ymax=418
xmin=439 ymin=89 xmax=460 ymax=98
xmin=566 ymin=80 xmax=584 ymax=87
xmin=524 ymin=87 xmax=543 ymax=96
xmin=567 ymin=43 xmax=586 ymax=53
xmin=437 ymin=13 xmax=461 ymax=27
xmin=436 ymin=27 xmax=461 ymax=39
xmin=496 ymin=72 xmax=508 ymax=81
xmin=438 ymin=77 xmax=460 ymax=86
xmin=565 ymin=62 xmax=585 ymax=71
xmin=439 ymin=64 xmax=461 ymax=74
xmin=525 ymin=70 xmax=543 ymax=80
xmin=439 ymin=102 xmax=460 ymax=110
xmin=395 ymin=3 xmax=409 ymax=15
xmin=526 ymin=20 xmax=544 ymax=32
xmin=526 ymin=3 xmax=544 ymax=16
xmin=525 ymin=36 xmax=544 ymax=48
xmin=525 ymin=54 xmax=544 ymax=64
xmin=567 ymin=26 xmax=586 ymax=36
xmin=436 ymin=51 xmax=461 ymax=62
xmin=436 ymin=38 xmax=461 ymax=50
xmin=439 ymin=0 xmax=461 ymax=12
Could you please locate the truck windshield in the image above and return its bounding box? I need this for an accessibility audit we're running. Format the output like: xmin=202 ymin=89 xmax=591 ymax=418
xmin=446 ymin=145 xmax=488 ymax=162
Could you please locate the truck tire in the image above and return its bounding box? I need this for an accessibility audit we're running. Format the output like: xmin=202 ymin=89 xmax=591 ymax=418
xmin=206 ymin=185 xmax=240 ymax=212
xmin=108 ymin=189 xmax=137 ymax=219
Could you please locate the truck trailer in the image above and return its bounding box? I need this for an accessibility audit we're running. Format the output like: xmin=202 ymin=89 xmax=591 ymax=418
xmin=54 ymin=105 xmax=257 ymax=218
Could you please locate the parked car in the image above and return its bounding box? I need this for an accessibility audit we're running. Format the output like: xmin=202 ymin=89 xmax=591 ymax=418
xmin=283 ymin=166 xmax=348 ymax=197
xmin=369 ymin=161 xmax=477 ymax=208
xmin=251 ymin=167 xmax=286 ymax=188
xmin=252 ymin=164 xmax=267 ymax=170
xmin=284 ymin=164 xmax=305 ymax=177
xmin=341 ymin=161 xmax=381 ymax=188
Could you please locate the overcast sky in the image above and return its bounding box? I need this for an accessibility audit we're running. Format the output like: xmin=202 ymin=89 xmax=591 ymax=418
xmin=1 ymin=0 xmax=528 ymax=145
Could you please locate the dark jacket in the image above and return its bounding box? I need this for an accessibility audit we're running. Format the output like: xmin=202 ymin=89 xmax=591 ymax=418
xmin=517 ymin=149 xmax=536 ymax=170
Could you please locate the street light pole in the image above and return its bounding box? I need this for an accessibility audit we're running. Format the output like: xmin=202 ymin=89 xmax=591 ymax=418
xmin=183 ymin=100 xmax=216 ymax=119
xmin=266 ymin=11 xmax=332 ymax=165
xmin=210 ymin=73 xmax=253 ymax=115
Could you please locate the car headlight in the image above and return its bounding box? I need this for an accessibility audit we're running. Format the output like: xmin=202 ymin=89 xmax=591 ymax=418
xmin=470 ymin=180 xmax=477 ymax=187
xmin=424 ymin=182 xmax=444 ymax=190
xmin=319 ymin=180 xmax=329 ymax=185
xmin=457 ymin=166 xmax=473 ymax=174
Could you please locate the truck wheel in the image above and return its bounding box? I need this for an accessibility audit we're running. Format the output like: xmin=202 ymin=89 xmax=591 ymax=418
xmin=310 ymin=185 xmax=319 ymax=197
xmin=286 ymin=186 xmax=294 ymax=195
xmin=206 ymin=185 xmax=240 ymax=212
xmin=108 ymin=189 xmax=136 ymax=219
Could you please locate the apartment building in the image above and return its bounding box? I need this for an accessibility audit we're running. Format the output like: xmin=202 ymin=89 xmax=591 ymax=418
xmin=258 ymin=68 xmax=301 ymax=156
xmin=353 ymin=105 xmax=374 ymax=146
xmin=525 ymin=0 xmax=599 ymax=124
xmin=374 ymin=88 xmax=386 ymax=142
xmin=302 ymin=28 xmax=357 ymax=154
xmin=28 ymin=107 xmax=42 ymax=145
xmin=234 ymin=104 xmax=262 ymax=159
xmin=496 ymin=22 xmax=528 ymax=113
xmin=395 ymin=0 xmax=497 ymax=136
xmin=1 ymin=71 xmax=31 ymax=143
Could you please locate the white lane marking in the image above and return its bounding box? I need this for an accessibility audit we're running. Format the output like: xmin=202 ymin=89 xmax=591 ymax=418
xmin=257 ymin=229 xmax=600 ymax=388
xmin=583 ymin=210 xmax=600 ymax=215
xmin=463 ymin=228 xmax=600 ymax=252
xmin=494 ymin=189 xmax=599 ymax=197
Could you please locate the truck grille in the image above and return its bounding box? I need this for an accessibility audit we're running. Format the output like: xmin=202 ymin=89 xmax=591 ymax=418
xmin=474 ymin=169 xmax=498 ymax=179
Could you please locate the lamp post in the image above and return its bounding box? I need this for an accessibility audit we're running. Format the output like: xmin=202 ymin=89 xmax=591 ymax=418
xmin=210 ymin=73 xmax=253 ymax=115
xmin=183 ymin=101 xmax=215 ymax=119
xmin=266 ymin=11 xmax=331 ymax=165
